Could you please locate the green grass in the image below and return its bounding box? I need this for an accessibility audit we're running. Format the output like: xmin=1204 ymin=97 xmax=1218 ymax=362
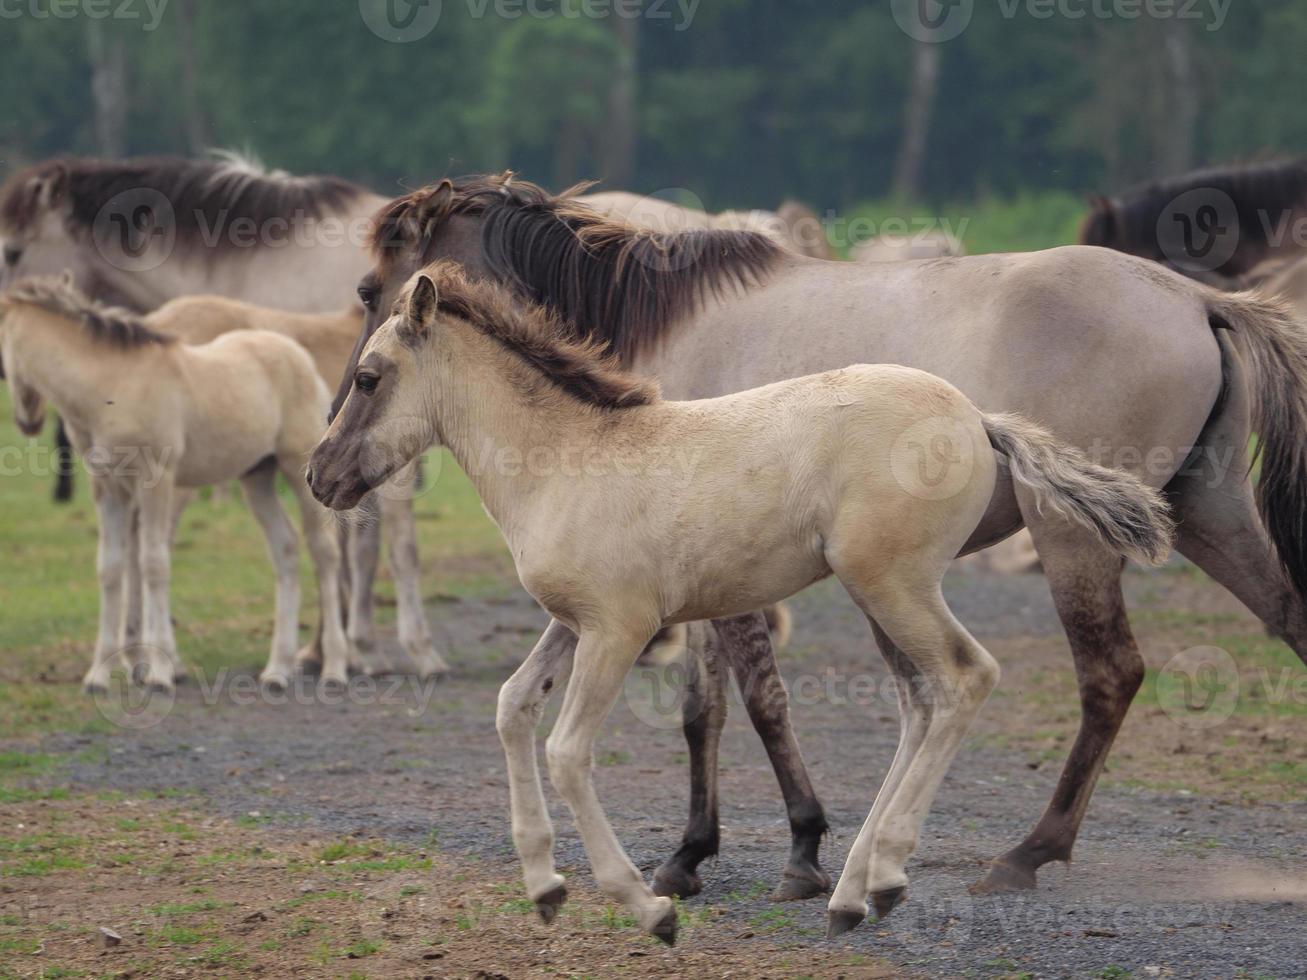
xmin=0 ymin=386 xmax=511 ymax=741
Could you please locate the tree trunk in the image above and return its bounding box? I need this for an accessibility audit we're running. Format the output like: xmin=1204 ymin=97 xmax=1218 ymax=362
xmin=1159 ymin=18 xmax=1198 ymax=174
xmin=891 ymin=19 xmax=941 ymax=201
xmin=85 ymin=20 xmax=129 ymax=157
xmin=177 ymin=0 xmax=210 ymax=154
xmin=599 ymin=9 xmax=639 ymax=187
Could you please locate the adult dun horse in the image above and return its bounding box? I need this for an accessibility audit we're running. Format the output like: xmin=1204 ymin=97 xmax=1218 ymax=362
xmin=0 ymin=153 xmax=443 ymax=677
xmin=341 ymin=174 xmax=1307 ymax=902
xmin=309 ymin=262 xmax=1174 ymax=943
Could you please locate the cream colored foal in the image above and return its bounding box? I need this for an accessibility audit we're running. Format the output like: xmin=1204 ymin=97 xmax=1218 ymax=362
xmin=0 ymin=276 xmax=351 ymax=691
xmin=309 ymin=263 xmax=1174 ymax=945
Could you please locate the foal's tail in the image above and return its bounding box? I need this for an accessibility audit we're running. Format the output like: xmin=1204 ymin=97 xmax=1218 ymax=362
xmin=982 ymin=414 xmax=1174 ymax=567
xmin=1205 ymin=290 xmax=1307 ymax=599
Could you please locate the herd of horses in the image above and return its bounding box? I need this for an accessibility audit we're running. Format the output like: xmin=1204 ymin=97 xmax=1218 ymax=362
xmin=2 ymin=152 xmax=1307 ymax=944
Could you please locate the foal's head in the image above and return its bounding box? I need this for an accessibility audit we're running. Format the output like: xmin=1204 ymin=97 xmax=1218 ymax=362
xmin=309 ymin=262 xmax=657 ymax=511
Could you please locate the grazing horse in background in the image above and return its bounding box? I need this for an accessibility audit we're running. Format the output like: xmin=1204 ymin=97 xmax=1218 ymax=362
xmin=581 ymin=189 xmax=836 ymax=259
xmin=0 ymin=152 xmax=440 ymax=677
xmin=308 ymin=263 xmax=1174 ymax=943
xmin=343 ymin=174 xmax=1307 ymax=902
xmin=1080 ymin=157 xmax=1307 ymax=279
xmin=0 ymin=276 xmax=352 ymax=691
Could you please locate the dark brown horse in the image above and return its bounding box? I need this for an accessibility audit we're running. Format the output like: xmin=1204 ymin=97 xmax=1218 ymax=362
xmin=1081 ymin=157 xmax=1307 ymax=280
xmin=337 ymin=174 xmax=1307 ymax=920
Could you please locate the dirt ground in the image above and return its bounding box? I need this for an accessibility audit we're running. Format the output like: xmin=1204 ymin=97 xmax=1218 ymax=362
xmin=2 ymin=563 xmax=1306 ymax=979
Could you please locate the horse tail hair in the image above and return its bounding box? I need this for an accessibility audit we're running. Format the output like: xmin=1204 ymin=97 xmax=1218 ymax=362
xmin=982 ymin=413 xmax=1174 ymax=566
xmin=1205 ymin=289 xmax=1307 ymax=598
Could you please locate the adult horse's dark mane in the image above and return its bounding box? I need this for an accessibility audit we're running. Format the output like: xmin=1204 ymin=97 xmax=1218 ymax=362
xmin=2 ymin=275 xmax=174 ymax=349
xmin=415 ymin=261 xmax=659 ymax=410
xmin=371 ymin=174 xmax=783 ymax=363
xmin=1081 ymin=157 xmax=1307 ymax=274
xmin=0 ymin=153 xmax=367 ymax=250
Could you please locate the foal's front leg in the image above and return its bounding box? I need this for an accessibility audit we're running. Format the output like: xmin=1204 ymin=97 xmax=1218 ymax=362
xmin=378 ymin=489 xmax=450 ymax=678
xmin=496 ymin=620 xmax=577 ymax=921
xmin=134 ymin=478 xmax=182 ymax=690
xmin=239 ymin=464 xmax=303 ymax=690
xmin=83 ymin=479 xmax=131 ymax=693
xmin=546 ymin=624 xmax=677 ymax=943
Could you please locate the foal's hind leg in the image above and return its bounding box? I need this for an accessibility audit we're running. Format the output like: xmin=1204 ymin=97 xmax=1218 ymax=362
xmin=239 ymin=463 xmax=303 ymax=690
xmin=972 ymin=525 xmax=1139 ymax=894
xmin=378 ymin=488 xmax=450 ymax=678
xmin=652 ymin=622 xmax=728 ymax=900
xmin=715 ymin=612 xmax=831 ymax=901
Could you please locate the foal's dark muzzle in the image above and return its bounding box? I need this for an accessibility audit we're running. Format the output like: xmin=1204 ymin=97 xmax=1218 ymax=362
xmin=307 ymin=435 xmax=374 ymax=511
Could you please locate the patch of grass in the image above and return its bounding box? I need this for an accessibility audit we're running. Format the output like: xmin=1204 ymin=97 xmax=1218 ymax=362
xmin=343 ymin=938 xmax=382 ymax=959
xmin=149 ymin=899 xmax=226 ymax=918
xmin=747 ymin=906 xmax=796 ymax=934
xmin=1 ymin=853 xmax=86 ymax=877
xmin=151 ymin=924 xmax=207 ymax=947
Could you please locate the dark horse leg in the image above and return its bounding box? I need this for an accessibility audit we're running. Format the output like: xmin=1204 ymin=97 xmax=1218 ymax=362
xmin=53 ymin=417 xmax=74 ymax=503
xmin=655 ymin=612 xmax=831 ymax=901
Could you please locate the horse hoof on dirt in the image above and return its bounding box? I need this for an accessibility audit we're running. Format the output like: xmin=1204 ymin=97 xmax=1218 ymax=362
xmin=651 ymin=865 xmax=702 ymax=899
xmin=318 ymin=674 xmax=349 ymax=695
xmin=260 ymin=672 xmax=290 ymax=693
xmin=647 ymin=903 xmax=678 ymax=946
xmin=772 ymin=864 xmax=831 ymax=902
xmin=871 ymin=885 xmax=907 ymax=920
xmin=825 ymin=907 xmax=866 ymax=939
xmin=970 ymin=858 xmax=1037 ymax=895
xmin=534 ymin=884 xmax=567 ymax=925
xmin=82 ymin=680 xmax=109 ymax=696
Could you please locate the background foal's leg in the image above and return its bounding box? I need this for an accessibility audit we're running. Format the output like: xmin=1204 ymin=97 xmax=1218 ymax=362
xmin=546 ymin=625 xmax=677 ymax=943
xmin=346 ymin=495 xmax=382 ymax=672
xmin=378 ymin=489 xmax=450 ymax=678
xmin=652 ymin=621 xmax=728 ymax=900
xmin=715 ymin=612 xmax=831 ymax=901
xmin=239 ymin=464 xmax=302 ymax=690
xmin=496 ymin=620 xmax=576 ymax=921
xmin=83 ymin=478 xmax=130 ymax=693
xmin=972 ymin=517 xmax=1138 ymax=894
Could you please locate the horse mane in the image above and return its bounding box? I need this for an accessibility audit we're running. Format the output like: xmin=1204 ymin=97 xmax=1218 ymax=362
xmin=0 ymin=151 xmax=368 ymax=250
xmin=372 ymin=173 xmax=783 ymax=362
xmin=1082 ymin=158 xmax=1307 ymax=258
xmin=413 ymin=261 xmax=659 ymax=410
xmin=1 ymin=275 xmax=175 ymax=349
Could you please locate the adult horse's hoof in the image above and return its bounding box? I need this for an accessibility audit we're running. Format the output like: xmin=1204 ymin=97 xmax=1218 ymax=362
xmin=534 ymin=884 xmax=568 ymax=925
xmin=970 ymin=858 xmax=1037 ymax=895
xmin=647 ymin=903 xmax=678 ymax=946
xmin=772 ymin=863 xmax=832 ymax=902
xmin=826 ymin=907 xmax=866 ymax=939
xmin=871 ymin=885 xmax=907 ymax=920
xmin=651 ymin=864 xmax=702 ymax=899
xmin=259 ymin=672 xmax=291 ymax=694
xmin=82 ymin=680 xmax=109 ymax=697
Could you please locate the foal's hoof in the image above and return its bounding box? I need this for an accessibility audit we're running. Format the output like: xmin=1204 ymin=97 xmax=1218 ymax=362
xmin=651 ymin=865 xmax=702 ymax=899
xmin=871 ymin=885 xmax=907 ymax=920
xmin=647 ymin=904 xmax=678 ymax=947
xmin=82 ymin=680 xmax=109 ymax=697
xmin=825 ymin=907 xmax=866 ymax=939
xmin=970 ymin=858 xmax=1037 ymax=895
xmin=772 ymin=863 xmax=832 ymax=903
xmin=259 ymin=672 xmax=291 ymax=694
xmin=534 ymin=884 xmax=568 ymax=925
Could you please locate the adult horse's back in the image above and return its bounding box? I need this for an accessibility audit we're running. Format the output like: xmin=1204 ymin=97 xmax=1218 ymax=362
xmin=348 ymin=175 xmax=1307 ymax=896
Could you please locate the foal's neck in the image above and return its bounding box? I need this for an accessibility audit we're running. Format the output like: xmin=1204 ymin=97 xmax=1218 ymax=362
xmin=426 ymin=328 xmax=611 ymax=538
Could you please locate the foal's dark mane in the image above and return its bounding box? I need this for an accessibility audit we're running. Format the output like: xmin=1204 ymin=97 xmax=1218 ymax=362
xmin=1081 ymin=157 xmax=1307 ymax=260
xmin=2 ymin=276 xmax=174 ymax=349
xmin=0 ymin=152 xmax=368 ymax=251
xmin=413 ymin=262 xmax=658 ymax=411
xmin=372 ymin=174 xmax=783 ymax=363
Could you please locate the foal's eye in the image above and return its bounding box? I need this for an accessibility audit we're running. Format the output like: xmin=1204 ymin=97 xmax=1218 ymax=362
xmin=355 ymin=372 xmax=379 ymax=394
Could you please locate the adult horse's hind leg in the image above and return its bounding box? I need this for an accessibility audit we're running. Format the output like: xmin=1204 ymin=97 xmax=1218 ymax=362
xmin=378 ymin=487 xmax=450 ymax=678
xmin=52 ymin=416 xmax=74 ymax=503
xmin=715 ymin=612 xmax=831 ymax=901
xmin=972 ymin=525 xmax=1138 ymax=894
xmin=652 ymin=621 xmax=728 ymax=900
xmin=239 ymin=463 xmax=303 ymax=690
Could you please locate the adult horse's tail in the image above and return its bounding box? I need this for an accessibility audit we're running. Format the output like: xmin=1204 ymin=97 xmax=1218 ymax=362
xmin=982 ymin=414 xmax=1175 ymax=567
xmin=1206 ymin=290 xmax=1307 ymax=598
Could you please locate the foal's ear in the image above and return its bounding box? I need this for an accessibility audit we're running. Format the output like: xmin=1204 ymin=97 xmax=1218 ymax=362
xmin=407 ymin=274 xmax=439 ymax=333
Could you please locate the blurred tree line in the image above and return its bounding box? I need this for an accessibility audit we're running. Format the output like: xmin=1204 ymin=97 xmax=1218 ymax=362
xmin=2 ymin=0 xmax=1306 ymax=214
